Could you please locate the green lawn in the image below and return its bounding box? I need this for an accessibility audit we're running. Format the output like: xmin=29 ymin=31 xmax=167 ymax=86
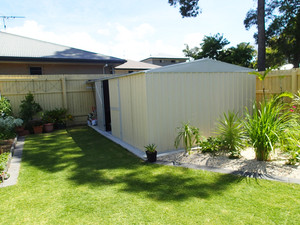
xmin=0 ymin=126 xmax=299 ymax=224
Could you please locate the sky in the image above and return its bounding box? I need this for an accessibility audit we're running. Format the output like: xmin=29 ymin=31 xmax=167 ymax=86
xmin=1 ymin=0 xmax=257 ymax=61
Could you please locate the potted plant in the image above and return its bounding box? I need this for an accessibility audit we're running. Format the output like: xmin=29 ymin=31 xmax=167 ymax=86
xmin=31 ymin=120 xmax=44 ymax=134
xmin=144 ymin=144 xmax=157 ymax=162
xmin=42 ymin=110 xmax=55 ymax=133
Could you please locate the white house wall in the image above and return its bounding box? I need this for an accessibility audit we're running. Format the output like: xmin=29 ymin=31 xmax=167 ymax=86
xmin=145 ymin=72 xmax=255 ymax=152
xmin=109 ymin=73 xmax=149 ymax=150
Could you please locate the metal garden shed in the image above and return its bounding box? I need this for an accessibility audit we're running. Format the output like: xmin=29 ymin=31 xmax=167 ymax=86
xmin=94 ymin=58 xmax=255 ymax=153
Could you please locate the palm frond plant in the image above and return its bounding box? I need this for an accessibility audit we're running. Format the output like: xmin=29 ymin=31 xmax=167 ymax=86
xmin=243 ymin=92 xmax=293 ymax=161
xmin=249 ymin=67 xmax=273 ymax=101
xmin=216 ymin=111 xmax=245 ymax=158
xmin=174 ymin=122 xmax=202 ymax=155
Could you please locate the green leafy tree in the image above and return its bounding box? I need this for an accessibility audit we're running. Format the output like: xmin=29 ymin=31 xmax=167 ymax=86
xmin=245 ymin=0 xmax=300 ymax=68
xmin=183 ymin=34 xmax=256 ymax=68
xmin=168 ymin=0 xmax=201 ymax=17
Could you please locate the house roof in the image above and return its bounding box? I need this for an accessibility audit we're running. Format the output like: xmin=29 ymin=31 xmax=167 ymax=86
xmin=88 ymin=58 xmax=254 ymax=83
xmin=115 ymin=59 xmax=161 ymax=70
xmin=0 ymin=32 xmax=126 ymax=64
xmin=147 ymin=58 xmax=254 ymax=73
xmin=141 ymin=54 xmax=188 ymax=61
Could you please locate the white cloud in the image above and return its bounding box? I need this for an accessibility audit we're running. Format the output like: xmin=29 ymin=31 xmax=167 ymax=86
xmin=97 ymin=28 xmax=110 ymax=36
xmin=6 ymin=20 xmax=184 ymax=61
xmin=183 ymin=32 xmax=205 ymax=48
xmin=6 ymin=20 xmax=110 ymax=54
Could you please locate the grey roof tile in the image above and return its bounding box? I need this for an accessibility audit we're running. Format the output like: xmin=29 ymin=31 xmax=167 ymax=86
xmin=0 ymin=32 xmax=126 ymax=64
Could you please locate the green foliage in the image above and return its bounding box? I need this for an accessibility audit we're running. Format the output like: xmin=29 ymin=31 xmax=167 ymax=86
xmin=243 ymin=93 xmax=293 ymax=161
xmin=0 ymin=152 xmax=10 ymax=173
xmin=183 ymin=34 xmax=256 ymax=68
xmin=0 ymin=96 xmax=12 ymax=118
xmin=216 ymin=111 xmax=245 ymax=158
xmin=144 ymin=144 xmax=157 ymax=153
xmin=174 ymin=122 xmax=202 ymax=154
xmin=244 ymin=0 xmax=300 ymax=68
xmin=168 ymin=0 xmax=201 ymax=17
xmin=282 ymin=91 xmax=300 ymax=164
xmin=199 ymin=136 xmax=223 ymax=154
xmin=249 ymin=67 xmax=273 ymax=100
xmin=0 ymin=116 xmax=23 ymax=140
xmin=42 ymin=108 xmax=71 ymax=128
xmin=19 ymin=92 xmax=42 ymax=123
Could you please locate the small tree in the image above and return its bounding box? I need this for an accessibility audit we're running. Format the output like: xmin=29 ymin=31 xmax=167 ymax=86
xmin=244 ymin=92 xmax=293 ymax=161
xmin=216 ymin=111 xmax=245 ymax=158
xmin=174 ymin=122 xmax=202 ymax=155
xmin=19 ymin=92 xmax=42 ymax=123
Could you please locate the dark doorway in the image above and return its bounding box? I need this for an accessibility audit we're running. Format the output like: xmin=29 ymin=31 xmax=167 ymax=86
xmin=103 ymin=80 xmax=111 ymax=131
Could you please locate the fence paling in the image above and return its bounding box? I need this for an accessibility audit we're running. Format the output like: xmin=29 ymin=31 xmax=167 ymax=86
xmin=256 ymin=68 xmax=300 ymax=102
xmin=0 ymin=74 xmax=104 ymax=125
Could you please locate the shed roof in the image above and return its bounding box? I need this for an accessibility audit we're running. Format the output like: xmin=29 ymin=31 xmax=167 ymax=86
xmin=0 ymin=32 xmax=126 ymax=64
xmin=141 ymin=54 xmax=188 ymax=61
xmin=147 ymin=58 xmax=254 ymax=73
xmin=115 ymin=59 xmax=160 ymax=70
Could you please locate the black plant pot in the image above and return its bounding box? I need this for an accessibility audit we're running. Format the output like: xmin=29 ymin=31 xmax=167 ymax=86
xmin=146 ymin=151 xmax=157 ymax=162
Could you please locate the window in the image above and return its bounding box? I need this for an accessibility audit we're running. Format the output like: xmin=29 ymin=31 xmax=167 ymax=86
xmin=30 ymin=67 xmax=42 ymax=75
xmin=171 ymin=60 xmax=176 ymax=63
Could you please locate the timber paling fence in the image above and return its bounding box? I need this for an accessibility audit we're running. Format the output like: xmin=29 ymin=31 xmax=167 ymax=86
xmin=0 ymin=75 xmax=108 ymax=125
xmin=0 ymin=69 xmax=299 ymax=126
xmin=256 ymin=68 xmax=300 ymax=102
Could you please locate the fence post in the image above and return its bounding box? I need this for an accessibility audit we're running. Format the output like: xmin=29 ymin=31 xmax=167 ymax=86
xmin=292 ymin=69 xmax=298 ymax=93
xmin=61 ymin=76 xmax=68 ymax=109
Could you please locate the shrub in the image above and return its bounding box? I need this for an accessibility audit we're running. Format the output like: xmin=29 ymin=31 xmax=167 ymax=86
xmin=19 ymin=93 xmax=42 ymax=123
xmin=216 ymin=111 xmax=245 ymax=158
xmin=0 ymin=96 xmax=12 ymax=118
xmin=0 ymin=152 xmax=10 ymax=172
xmin=243 ymin=93 xmax=293 ymax=161
xmin=174 ymin=122 xmax=203 ymax=154
xmin=43 ymin=108 xmax=72 ymax=128
xmin=199 ymin=136 xmax=223 ymax=154
xmin=0 ymin=116 xmax=23 ymax=140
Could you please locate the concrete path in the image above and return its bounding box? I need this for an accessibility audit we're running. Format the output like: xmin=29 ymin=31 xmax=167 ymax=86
xmin=0 ymin=136 xmax=24 ymax=188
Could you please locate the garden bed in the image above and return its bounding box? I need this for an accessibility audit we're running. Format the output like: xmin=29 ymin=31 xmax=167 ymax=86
xmin=158 ymin=148 xmax=300 ymax=179
xmin=0 ymin=137 xmax=17 ymax=182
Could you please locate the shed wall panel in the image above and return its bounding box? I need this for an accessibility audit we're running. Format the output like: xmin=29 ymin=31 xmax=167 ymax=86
xmin=145 ymin=72 xmax=255 ymax=152
xmin=109 ymin=73 xmax=148 ymax=149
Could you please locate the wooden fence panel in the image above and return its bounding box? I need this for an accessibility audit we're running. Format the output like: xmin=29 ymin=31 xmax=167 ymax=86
xmin=0 ymin=74 xmax=107 ymax=125
xmin=256 ymin=68 xmax=300 ymax=102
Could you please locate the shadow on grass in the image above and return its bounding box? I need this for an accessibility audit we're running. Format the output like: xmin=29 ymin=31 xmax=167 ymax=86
xmin=23 ymin=126 xmax=241 ymax=202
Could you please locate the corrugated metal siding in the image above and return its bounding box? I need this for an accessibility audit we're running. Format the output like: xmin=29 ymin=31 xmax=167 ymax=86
xmin=95 ymin=81 xmax=105 ymax=130
xmin=109 ymin=73 xmax=148 ymax=150
xmin=145 ymin=72 xmax=256 ymax=152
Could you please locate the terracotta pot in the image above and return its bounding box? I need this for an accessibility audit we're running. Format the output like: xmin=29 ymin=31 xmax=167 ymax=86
xmin=33 ymin=125 xmax=43 ymax=134
xmin=19 ymin=130 xmax=30 ymax=136
xmin=15 ymin=126 xmax=25 ymax=135
xmin=43 ymin=123 xmax=54 ymax=133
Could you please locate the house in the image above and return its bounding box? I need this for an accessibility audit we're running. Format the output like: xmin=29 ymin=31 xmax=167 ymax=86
xmin=141 ymin=54 xmax=188 ymax=66
xmin=0 ymin=32 xmax=126 ymax=75
xmin=115 ymin=59 xmax=160 ymax=75
xmin=92 ymin=58 xmax=255 ymax=154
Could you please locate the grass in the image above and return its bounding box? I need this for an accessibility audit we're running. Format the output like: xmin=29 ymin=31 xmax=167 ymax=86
xmin=0 ymin=126 xmax=299 ymax=224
